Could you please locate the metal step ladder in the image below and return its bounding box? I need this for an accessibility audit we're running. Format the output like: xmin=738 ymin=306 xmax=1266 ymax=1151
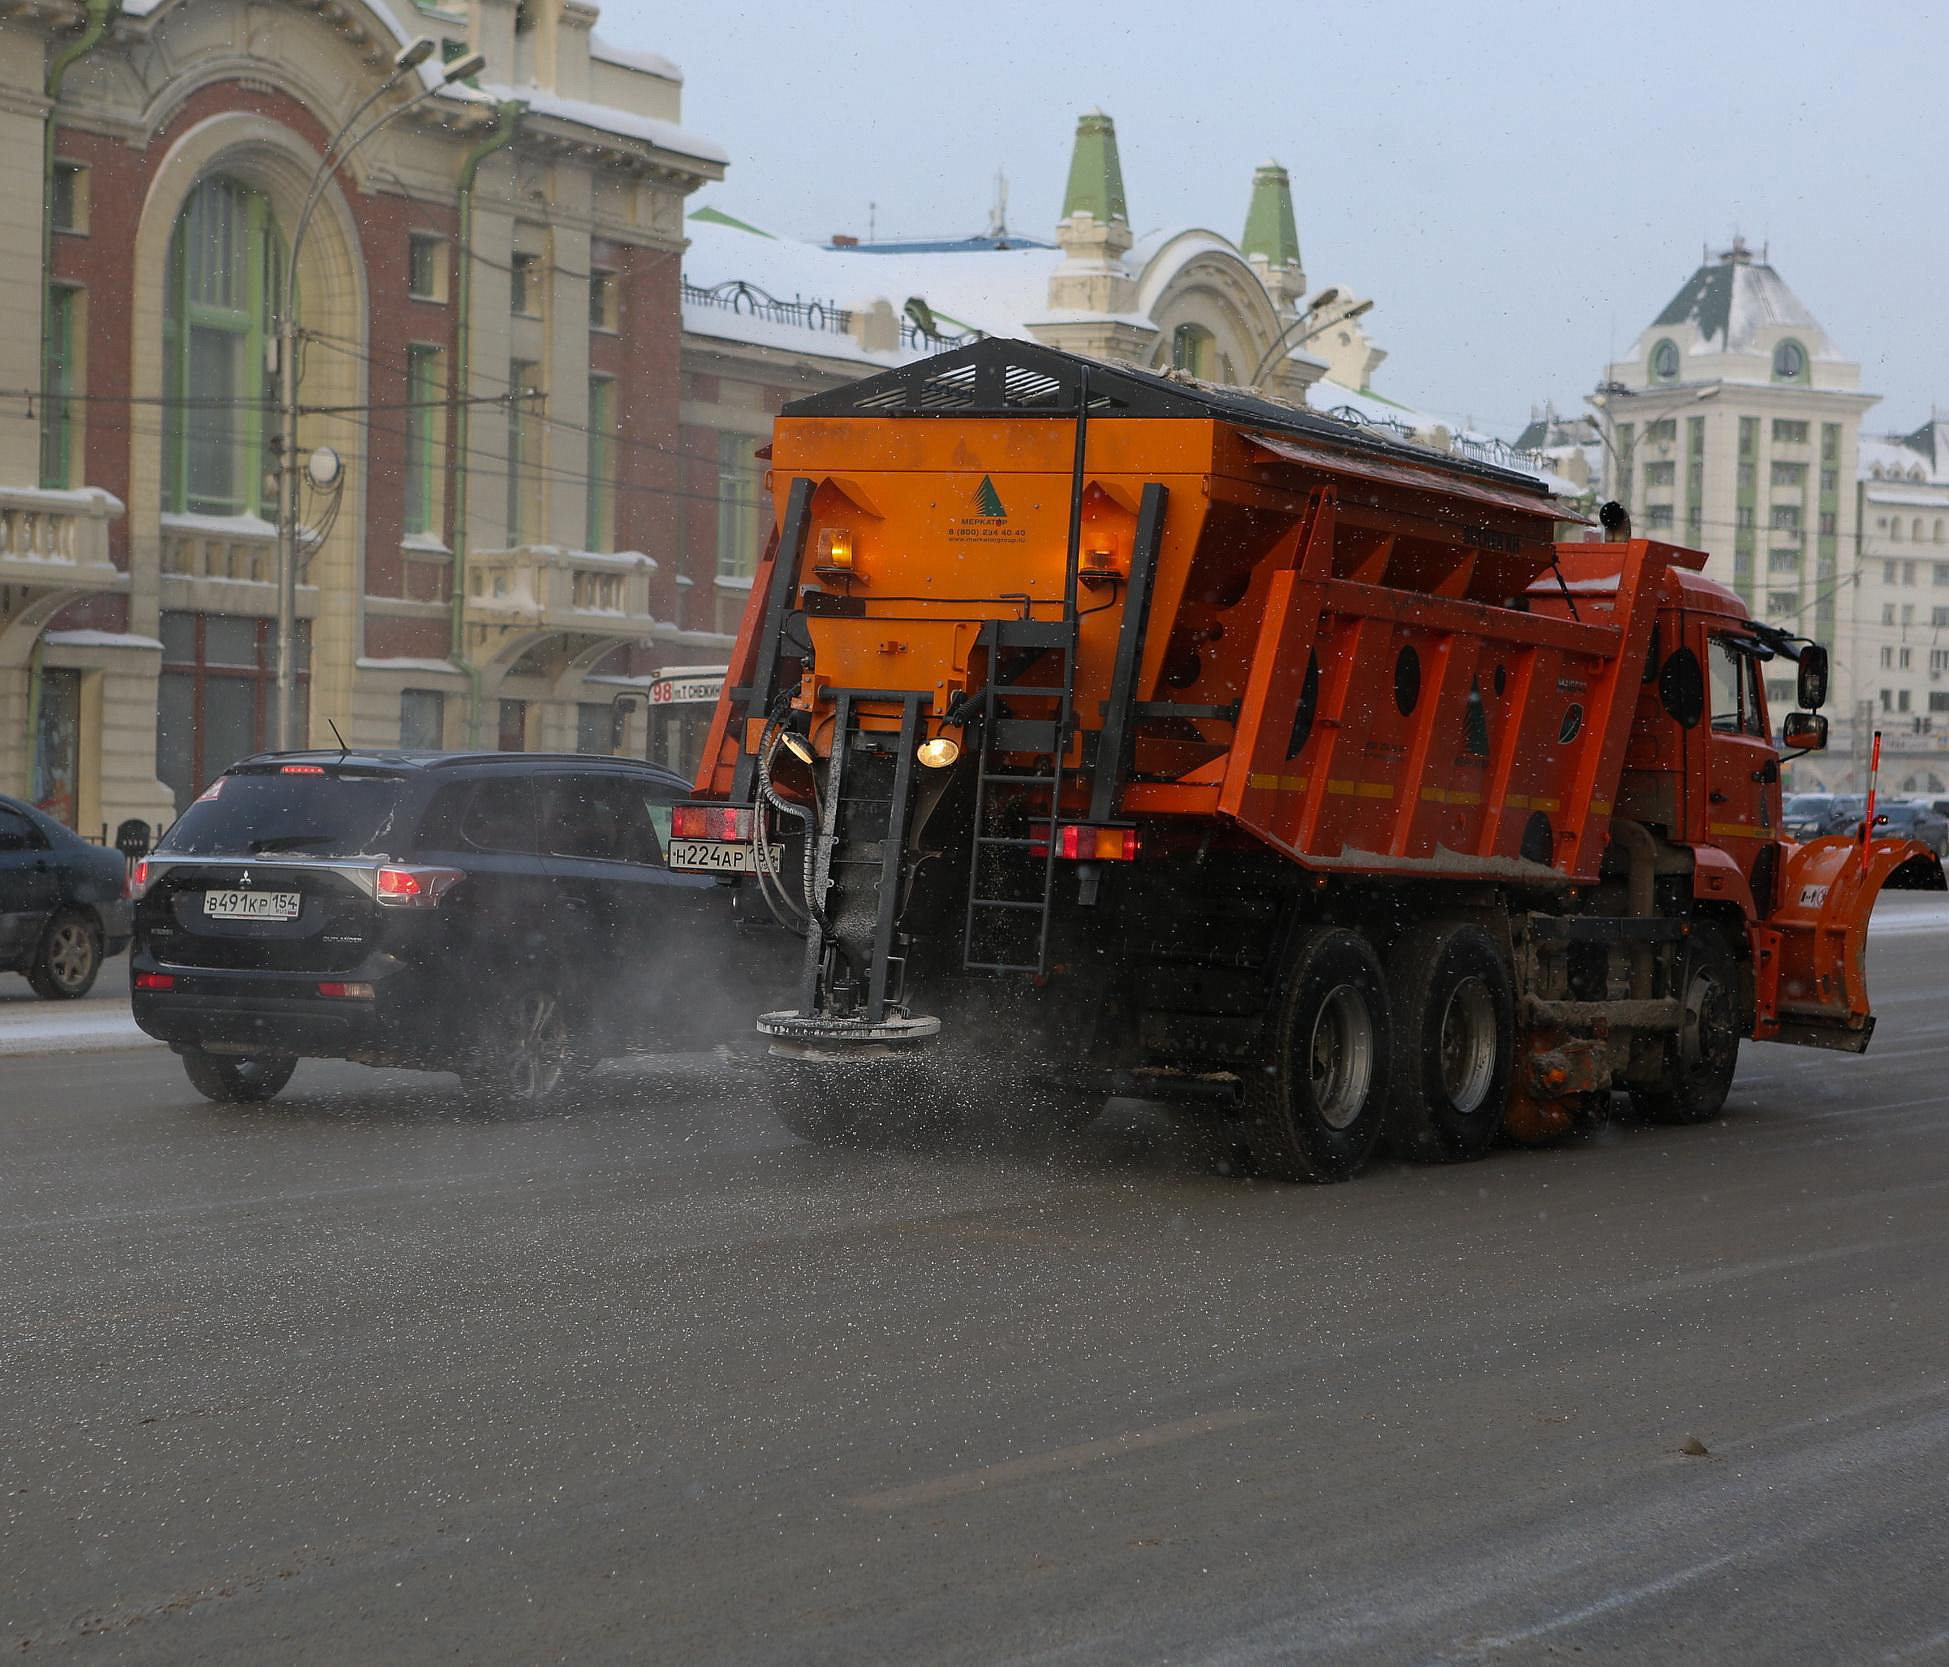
xmin=961 ymin=618 xmax=1079 ymax=974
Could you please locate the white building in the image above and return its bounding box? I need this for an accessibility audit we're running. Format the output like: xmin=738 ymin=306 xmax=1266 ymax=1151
xmin=1854 ymin=419 xmax=1949 ymax=792
xmin=1596 ymin=238 xmax=1879 ymax=782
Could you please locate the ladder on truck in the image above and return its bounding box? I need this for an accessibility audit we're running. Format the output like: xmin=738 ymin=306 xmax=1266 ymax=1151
xmin=961 ymin=617 xmax=1079 ymax=974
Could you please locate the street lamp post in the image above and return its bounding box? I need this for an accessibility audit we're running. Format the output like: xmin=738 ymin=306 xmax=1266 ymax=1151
xmin=272 ymin=39 xmax=486 ymax=750
xmin=1248 ymin=290 xmax=1375 ymax=391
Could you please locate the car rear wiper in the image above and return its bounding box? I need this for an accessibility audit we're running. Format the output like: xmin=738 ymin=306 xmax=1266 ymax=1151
xmin=247 ymin=834 xmax=337 ymax=852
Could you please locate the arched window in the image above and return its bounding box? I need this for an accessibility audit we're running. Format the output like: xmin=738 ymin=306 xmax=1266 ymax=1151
xmin=1936 ymin=518 xmax=1945 ymax=544
xmin=1891 ymin=519 xmax=1903 ymax=542
xmin=163 ymin=175 xmax=283 ymax=517
xmin=1916 ymin=518 xmax=1927 ymax=541
xmin=1171 ymin=323 xmax=1215 ymax=379
xmin=1649 ymin=338 xmax=1679 ymax=382
xmin=1772 ymin=339 xmax=1807 ymax=382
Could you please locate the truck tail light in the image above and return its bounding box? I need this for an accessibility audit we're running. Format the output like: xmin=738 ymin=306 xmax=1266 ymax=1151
xmin=672 ymin=804 xmax=754 ymax=841
xmin=134 ymin=971 xmax=175 ymax=991
xmin=1055 ymin=824 xmax=1141 ymax=861
xmin=373 ymin=865 xmax=465 ymax=907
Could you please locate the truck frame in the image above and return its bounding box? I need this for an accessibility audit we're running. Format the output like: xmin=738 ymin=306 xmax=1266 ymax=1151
xmin=676 ymin=339 xmax=1942 ymax=1180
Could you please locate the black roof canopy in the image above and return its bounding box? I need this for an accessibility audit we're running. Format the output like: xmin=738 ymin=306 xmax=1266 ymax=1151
xmin=781 ymin=337 xmax=1556 ymax=500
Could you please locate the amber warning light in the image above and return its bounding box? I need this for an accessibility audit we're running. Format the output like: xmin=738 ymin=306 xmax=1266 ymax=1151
xmin=1056 ymin=824 xmax=1141 ymax=861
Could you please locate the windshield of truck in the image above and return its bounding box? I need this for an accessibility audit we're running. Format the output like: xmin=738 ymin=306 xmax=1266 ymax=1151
xmin=157 ymin=769 xmax=414 ymax=857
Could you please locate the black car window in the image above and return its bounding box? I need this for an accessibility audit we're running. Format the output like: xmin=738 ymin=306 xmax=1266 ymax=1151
xmin=0 ymin=807 xmax=45 ymax=853
xmin=611 ymin=780 xmax=667 ymax=866
xmin=156 ymin=771 xmax=411 ymax=856
xmin=541 ymin=775 xmax=664 ymax=866
xmin=461 ymin=778 xmax=538 ymax=855
xmin=542 ymin=775 xmax=623 ymax=863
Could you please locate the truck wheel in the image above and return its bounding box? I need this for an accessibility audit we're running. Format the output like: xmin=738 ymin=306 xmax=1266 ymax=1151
xmin=1385 ymin=922 xmax=1514 ymax=1163
xmin=181 ymin=1048 xmax=297 ymax=1104
xmin=1241 ymin=927 xmax=1391 ymax=1182
xmin=1631 ymin=924 xmax=1741 ymax=1124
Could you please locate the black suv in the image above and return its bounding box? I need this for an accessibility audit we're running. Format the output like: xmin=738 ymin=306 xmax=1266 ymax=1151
xmin=131 ymin=751 xmax=776 ymax=1104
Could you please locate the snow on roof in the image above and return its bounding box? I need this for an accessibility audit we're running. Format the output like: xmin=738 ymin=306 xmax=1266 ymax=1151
xmin=680 ymin=216 xmax=1062 ymax=363
xmin=1648 ymin=252 xmax=1839 ymax=359
xmin=588 ymin=33 xmax=682 ymax=83
xmin=1309 ymin=378 xmax=1575 ymax=494
xmin=475 ymin=83 xmax=725 ymax=166
xmin=1861 ymin=429 xmax=1949 ymax=485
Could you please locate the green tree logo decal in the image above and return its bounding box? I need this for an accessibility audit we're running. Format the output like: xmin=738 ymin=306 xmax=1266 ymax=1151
xmin=972 ymin=475 xmax=1007 ymax=519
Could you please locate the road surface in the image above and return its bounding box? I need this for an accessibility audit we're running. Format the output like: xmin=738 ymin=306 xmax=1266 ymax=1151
xmin=5 ymin=910 xmax=1949 ymax=1664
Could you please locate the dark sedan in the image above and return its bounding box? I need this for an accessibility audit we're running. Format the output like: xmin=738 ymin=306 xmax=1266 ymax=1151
xmin=0 ymin=794 xmax=133 ymax=998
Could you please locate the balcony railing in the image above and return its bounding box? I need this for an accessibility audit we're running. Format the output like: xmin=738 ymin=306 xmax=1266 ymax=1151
xmin=682 ymin=279 xmax=854 ymax=338
xmin=0 ymin=485 xmax=122 ymax=590
xmin=465 ymin=545 xmax=657 ymax=654
xmin=159 ymin=511 xmax=279 ymax=584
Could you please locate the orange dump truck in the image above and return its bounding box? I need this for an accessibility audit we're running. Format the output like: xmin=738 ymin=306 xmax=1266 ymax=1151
xmin=674 ymin=339 xmax=1942 ymax=1180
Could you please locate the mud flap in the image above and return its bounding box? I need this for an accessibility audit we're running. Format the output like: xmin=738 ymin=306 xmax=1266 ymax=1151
xmin=1762 ymin=835 xmax=1945 ymax=1051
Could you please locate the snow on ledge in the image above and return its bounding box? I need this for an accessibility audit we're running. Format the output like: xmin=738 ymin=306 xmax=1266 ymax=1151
xmin=44 ymin=630 xmax=164 ymax=651
xmin=355 ymin=657 xmax=465 ymax=676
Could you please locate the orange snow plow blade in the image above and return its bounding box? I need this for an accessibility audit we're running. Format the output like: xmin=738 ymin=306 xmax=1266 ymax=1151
xmin=1763 ymin=835 xmax=1945 ymax=1051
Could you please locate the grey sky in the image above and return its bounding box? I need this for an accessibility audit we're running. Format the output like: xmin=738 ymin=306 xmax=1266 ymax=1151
xmin=605 ymin=0 xmax=1946 ymax=440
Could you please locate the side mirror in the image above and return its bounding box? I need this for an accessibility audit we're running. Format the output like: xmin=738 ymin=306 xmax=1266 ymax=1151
xmin=1797 ymin=644 xmax=1829 ymax=711
xmin=1782 ymin=711 xmax=1828 ymax=752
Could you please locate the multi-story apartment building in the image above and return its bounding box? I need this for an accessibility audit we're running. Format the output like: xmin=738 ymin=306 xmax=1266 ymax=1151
xmin=1596 ymin=238 xmax=1878 ymax=785
xmin=2 ymin=0 xmax=720 ymax=834
xmin=1854 ymin=418 xmax=1949 ymax=793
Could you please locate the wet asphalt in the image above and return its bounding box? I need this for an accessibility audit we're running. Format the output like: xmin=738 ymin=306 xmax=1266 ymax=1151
xmin=4 ymin=914 xmax=1949 ymax=1665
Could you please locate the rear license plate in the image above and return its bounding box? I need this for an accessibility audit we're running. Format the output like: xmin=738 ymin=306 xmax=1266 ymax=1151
xmin=204 ymin=889 xmax=301 ymax=920
xmin=667 ymin=839 xmax=779 ymax=875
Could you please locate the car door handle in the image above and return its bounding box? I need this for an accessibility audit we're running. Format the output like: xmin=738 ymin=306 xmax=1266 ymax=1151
xmin=1709 ymin=791 xmax=1730 ymax=804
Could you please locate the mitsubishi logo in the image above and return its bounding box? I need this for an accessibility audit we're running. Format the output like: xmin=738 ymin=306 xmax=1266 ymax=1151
xmin=239 ymin=870 xmax=252 ymax=886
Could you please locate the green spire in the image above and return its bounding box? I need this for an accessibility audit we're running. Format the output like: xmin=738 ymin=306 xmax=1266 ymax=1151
xmin=1241 ymin=159 xmax=1301 ymax=268
xmin=1061 ymin=109 xmax=1128 ymax=224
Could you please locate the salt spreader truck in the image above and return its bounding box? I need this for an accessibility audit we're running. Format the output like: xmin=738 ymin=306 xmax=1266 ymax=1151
xmin=671 ymin=339 xmax=1942 ymax=1181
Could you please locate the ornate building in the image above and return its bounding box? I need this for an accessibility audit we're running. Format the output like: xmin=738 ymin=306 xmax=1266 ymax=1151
xmin=1 ymin=0 xmax=720 ymax=831
xmin=1595 ymin=239 xmax=1878 ymax=785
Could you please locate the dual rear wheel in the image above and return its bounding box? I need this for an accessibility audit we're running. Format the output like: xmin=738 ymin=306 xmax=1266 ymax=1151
xmin=1243 ymin=920 xmax=1516 ymax=1183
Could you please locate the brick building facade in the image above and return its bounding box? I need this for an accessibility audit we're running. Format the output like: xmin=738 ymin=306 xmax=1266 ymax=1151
xmin=1 ymin=0 xmax=720 ymax=833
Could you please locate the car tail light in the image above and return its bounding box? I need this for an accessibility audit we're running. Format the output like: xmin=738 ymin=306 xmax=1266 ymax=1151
xmin=129 ymin=858 xmax=151 ymax=898
xmin=1055 ymin=824 xmax=1141 ymax=861
xmin=134 ymin=971 xmax=175 ymax=991
xmin=317 ymin=981 xmax=375 ymax=999
xmin=281 ymin=763 xmax=325 ymax=775
xmin=373 ymin=864 xmax=465 ymax=907
xmin=672 ymin=803 xmax=754 ymax=841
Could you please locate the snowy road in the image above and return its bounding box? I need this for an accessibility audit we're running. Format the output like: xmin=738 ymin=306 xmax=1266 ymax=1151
xmin=4 ymin=919 xmax=1948 ymax=1664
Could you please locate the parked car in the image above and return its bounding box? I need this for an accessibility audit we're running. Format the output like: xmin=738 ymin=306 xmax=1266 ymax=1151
xmin=0 ymin=793 xmax=132 ymax=998
xmin=1783 ymin=793 xmax=1864 ymax=840
xmin=1868 ymin=800 xmax=1949 ymax=855
xmin=130 ymin=751 xmax=782 ymax=1105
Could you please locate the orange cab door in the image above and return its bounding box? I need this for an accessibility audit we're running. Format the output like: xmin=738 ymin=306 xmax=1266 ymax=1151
xmin=1697 ymin=630 xmax=1780 ymax=898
